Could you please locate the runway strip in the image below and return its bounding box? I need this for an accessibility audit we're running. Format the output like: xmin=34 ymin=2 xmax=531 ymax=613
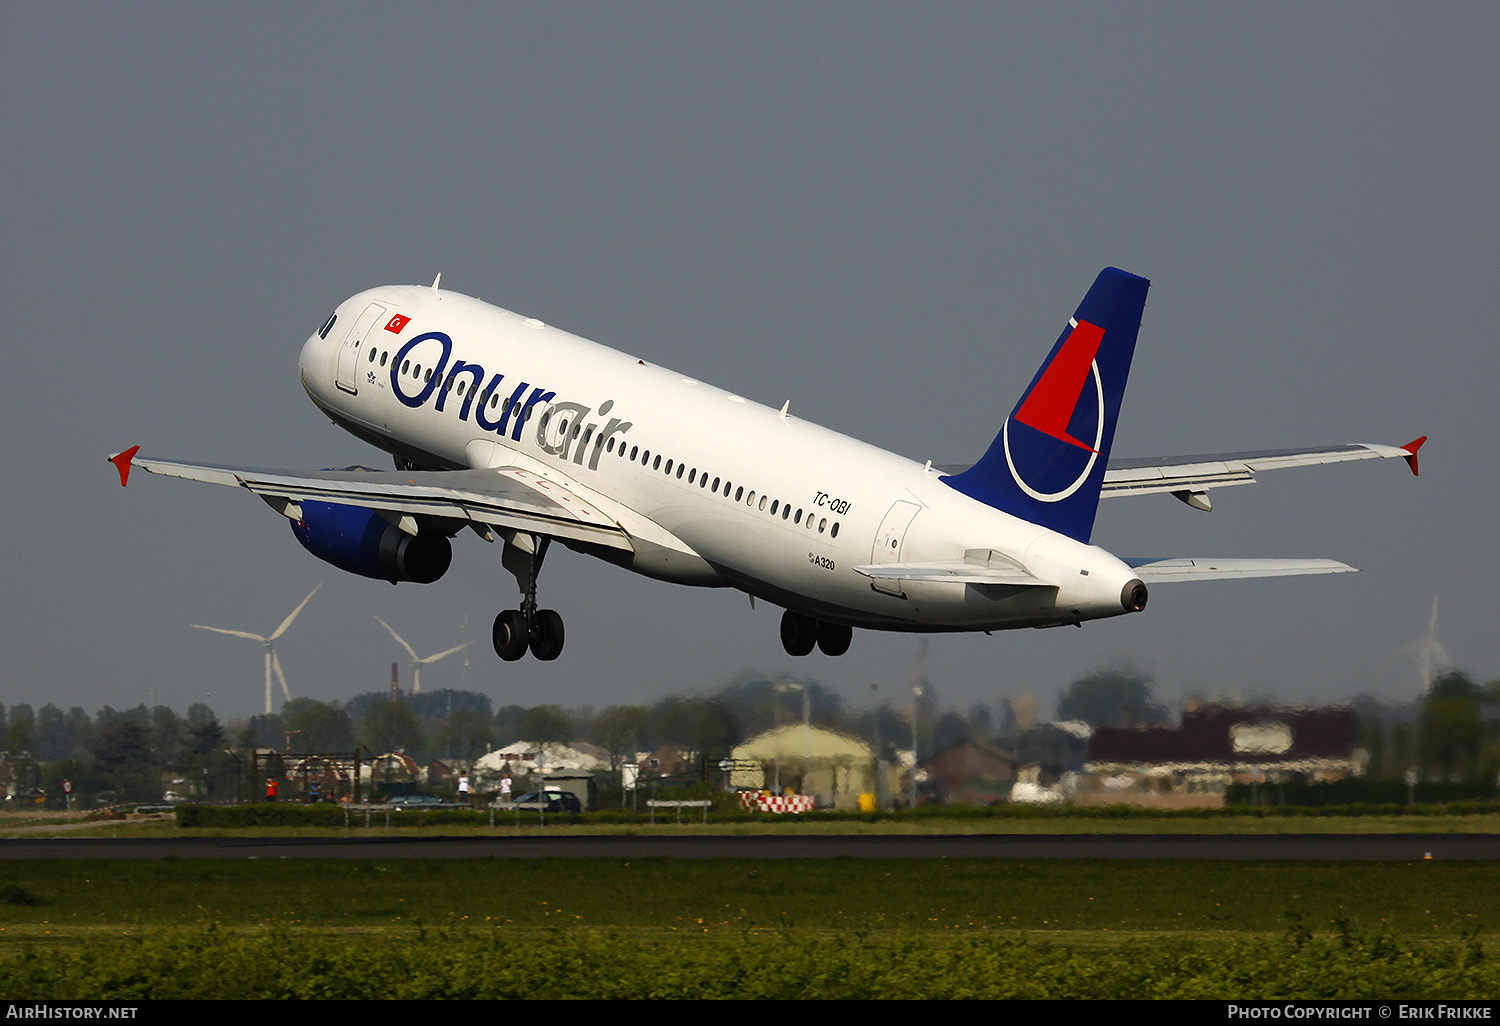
xmin=2 ymin=833 xmax=1498 ymax=860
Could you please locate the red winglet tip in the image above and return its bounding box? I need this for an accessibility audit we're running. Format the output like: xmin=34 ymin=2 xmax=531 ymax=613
xmin=1401 ymin=436 xmax=1426 ymax=476
xmin=109 ymin=445 xmax=141 ymax=486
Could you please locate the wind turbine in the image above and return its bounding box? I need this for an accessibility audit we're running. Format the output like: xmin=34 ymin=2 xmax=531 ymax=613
xmin=194 ymin=585 xmax=321 ymax=714
xmin=1406 ymin=596 xmax=1450 ymax=693
xmin=375 ymin=616 xmax=472 ymax=694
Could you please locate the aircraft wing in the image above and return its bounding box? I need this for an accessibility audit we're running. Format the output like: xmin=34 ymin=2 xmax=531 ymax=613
xmin=109 ymin=448 xmax=633 ymax=552
xmin=1122 ymin=557 xmax=1356 ymax=581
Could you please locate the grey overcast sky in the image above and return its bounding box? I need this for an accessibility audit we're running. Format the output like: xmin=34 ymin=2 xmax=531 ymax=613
xmin=2 ymin=4 xmax=1495 ymax=721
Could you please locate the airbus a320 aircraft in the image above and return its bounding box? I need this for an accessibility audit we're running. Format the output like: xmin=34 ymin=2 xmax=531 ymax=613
xmin=109 ymin=268 xmax=1423 ymax=662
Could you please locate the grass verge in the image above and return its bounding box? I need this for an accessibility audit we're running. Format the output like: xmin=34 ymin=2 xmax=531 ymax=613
xmin=0 ymin=858 xmax=1493 ymax=997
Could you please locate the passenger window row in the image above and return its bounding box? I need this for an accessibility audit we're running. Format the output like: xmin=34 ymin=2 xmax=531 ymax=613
xmin=599 ymin=433 xmax=839 ymax=539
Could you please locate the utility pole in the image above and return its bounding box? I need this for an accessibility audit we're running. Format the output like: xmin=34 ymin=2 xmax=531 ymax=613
xmin=910 ymin=682 xmax=922 ymax=809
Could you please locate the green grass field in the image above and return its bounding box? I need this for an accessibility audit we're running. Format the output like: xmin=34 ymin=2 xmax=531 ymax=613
xmin=0 ymin=857 xmax=1496 ymax=998
xmin=2 ymin=808 xmax=1497 ymax=997
xmin=0 ymin=857 xmax=1493 ymax=937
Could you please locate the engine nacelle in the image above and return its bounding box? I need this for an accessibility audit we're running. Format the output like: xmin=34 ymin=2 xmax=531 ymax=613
xmin=290 ymin=501 xmax=452 ymax=584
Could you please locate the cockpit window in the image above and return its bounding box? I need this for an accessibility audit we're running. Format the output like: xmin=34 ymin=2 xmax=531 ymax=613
xmin=318 ymin=313 xmax=338 ymax=339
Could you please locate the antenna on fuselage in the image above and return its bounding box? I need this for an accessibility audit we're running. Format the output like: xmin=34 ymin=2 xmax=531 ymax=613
xmin=430 ymin=272 xmax=442 ymax=295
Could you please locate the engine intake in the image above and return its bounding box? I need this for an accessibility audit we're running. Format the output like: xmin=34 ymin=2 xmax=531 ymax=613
xmin=291 ymin=501 xmax=452 ymax=584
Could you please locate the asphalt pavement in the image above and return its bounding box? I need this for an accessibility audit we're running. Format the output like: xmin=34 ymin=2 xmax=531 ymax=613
xmin=1 ymin=833 xmax=1496 ymax=860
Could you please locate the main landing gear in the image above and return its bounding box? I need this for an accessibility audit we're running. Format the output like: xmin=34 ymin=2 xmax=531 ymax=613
xmin=780 ymin=609 xmax=852 ymax=657
xmin=492 ymin=534 xmax=566 ymax=662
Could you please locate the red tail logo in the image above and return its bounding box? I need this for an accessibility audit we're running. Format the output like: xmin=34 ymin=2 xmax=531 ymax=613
xmin=1012 ymin=320 xmax=1104 ymax=453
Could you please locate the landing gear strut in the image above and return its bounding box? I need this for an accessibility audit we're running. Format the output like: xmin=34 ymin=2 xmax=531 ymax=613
xmin=491 ymin=534 xmax=566 ymax=662
xmin=780 ymin=610 xmax=853 ymax=657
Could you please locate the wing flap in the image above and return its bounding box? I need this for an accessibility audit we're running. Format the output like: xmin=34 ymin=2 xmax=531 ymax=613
xmin=127 ymin=455 xmax=634 ymax=552
xmin=853 ymin=557 xmax=1042 ymax=587
xmin=1123 ymin=557 xmax=1356 ymax=581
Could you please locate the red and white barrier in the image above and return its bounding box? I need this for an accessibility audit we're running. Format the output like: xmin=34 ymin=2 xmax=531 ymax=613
xmin=737 ymin=791 xmax=815 ymax=814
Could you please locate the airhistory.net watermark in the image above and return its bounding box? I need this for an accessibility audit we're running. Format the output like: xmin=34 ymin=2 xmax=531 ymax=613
xmin=5 ymin=1008 xmax=138 ymax=1019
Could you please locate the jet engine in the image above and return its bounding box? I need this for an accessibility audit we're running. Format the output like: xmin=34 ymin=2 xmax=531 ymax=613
xmin=290 ymin=501 xmax=452 ymax=584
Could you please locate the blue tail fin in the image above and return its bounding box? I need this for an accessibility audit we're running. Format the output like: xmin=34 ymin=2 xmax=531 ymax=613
xmin=942 ymin=267 xmax=1149 ymax=543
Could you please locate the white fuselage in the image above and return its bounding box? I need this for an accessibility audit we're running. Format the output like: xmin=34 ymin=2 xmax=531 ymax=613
xmin=298 ymin=285 xmax=1141 ymax=633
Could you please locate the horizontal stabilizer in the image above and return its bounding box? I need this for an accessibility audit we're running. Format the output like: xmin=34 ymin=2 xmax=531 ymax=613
xmin=853 ymin=560 xmax=1041 ymax=587
xmin=1123 ymin=557 xmax=1356 ymax=582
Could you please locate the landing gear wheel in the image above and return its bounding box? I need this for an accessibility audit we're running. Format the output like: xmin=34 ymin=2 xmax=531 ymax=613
xmin=780 ymin=610 xmax=817 ymax=657
xmin=816 ymin=621 xmax=852 ymax=657
xmin=492 ymin=609 xmax=528 ymax=661
xmin=529 ymin=608 xmax=565 ymax=661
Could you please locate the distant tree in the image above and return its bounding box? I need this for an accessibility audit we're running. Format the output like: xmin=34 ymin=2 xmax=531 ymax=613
xmin=493 ymin=704 xmax=528 ymax=745
xmin=567 ymin=705 xmax=597 ymax=744
xmin=4 ymin=703 xmax=35 ymax=755
xmin=91 ymin=716 xmax=158 ymax=803
xmin=182 ymin=707 xmax=231 ymax=800
xmin=967 ymin=703 xmax=994 ymax=742
xmin=409 ymin=689 xmax=493 ymax=720
xmin=645 ymin=697 xmax=739 ymax=770
xmin=435 ymin=708 xmax=494 ymax=763
xmin=715 ymin=673 xmax=842 ymax=737
xmin=932 ymin=711 xmax=971 ymax=753
xmin=35 ymin=704 xmax=85 ymax=763
xmin=993 ymin=699 xmax=1020 ymax=740
xmin=244 ymin=714 xmax=285 ymax=751
xmin=592 ymin=706 xmax=648 ymax=770
xmin=1419 ymin=670 xmax=1486 ymax=780
xmin=185 ymin=707 xmax=224 ymax=756
xmin=646 ymin=696 xmax=700 ymax=750
xmin=522 ymin=705 xmax=574 ymax=752
xmin=151 ymin=706 xmax=185 ymax=773
xmin=360 ymin=701 xmax=424 ymax=756
xmin=1056 ymin=669 xmax=1167 ymax=728
xmin=1430 ymin=670 xmax=1481 ymax=702
xmin=1391 ymin=721 xmax=1413 ymax=775
xmin=686 ymin=702 xmax=739 ymax=768
xmin=41 ymin=759 xmax=92 ymax=810
xmin=345 ymin=691 xmax=397 ymax=725
xmin=281 ymin=699 xmax=355 ymax=752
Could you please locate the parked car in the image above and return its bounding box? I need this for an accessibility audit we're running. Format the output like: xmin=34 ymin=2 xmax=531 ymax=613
xmin=510 ymin=790 xmax=582 ymax=814
xmin=384 ymin=794 xmax=459 ymax=810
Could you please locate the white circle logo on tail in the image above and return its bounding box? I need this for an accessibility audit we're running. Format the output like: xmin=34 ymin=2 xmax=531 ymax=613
xmin=1002 ymin=359 xmax=1104 ymax=502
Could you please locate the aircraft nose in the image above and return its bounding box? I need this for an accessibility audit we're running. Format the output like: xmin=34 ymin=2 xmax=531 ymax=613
xmin=298 ymin=332 xmax=319 ymax=385
xmin=299 ymin=320 xmax=335 ymax=388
